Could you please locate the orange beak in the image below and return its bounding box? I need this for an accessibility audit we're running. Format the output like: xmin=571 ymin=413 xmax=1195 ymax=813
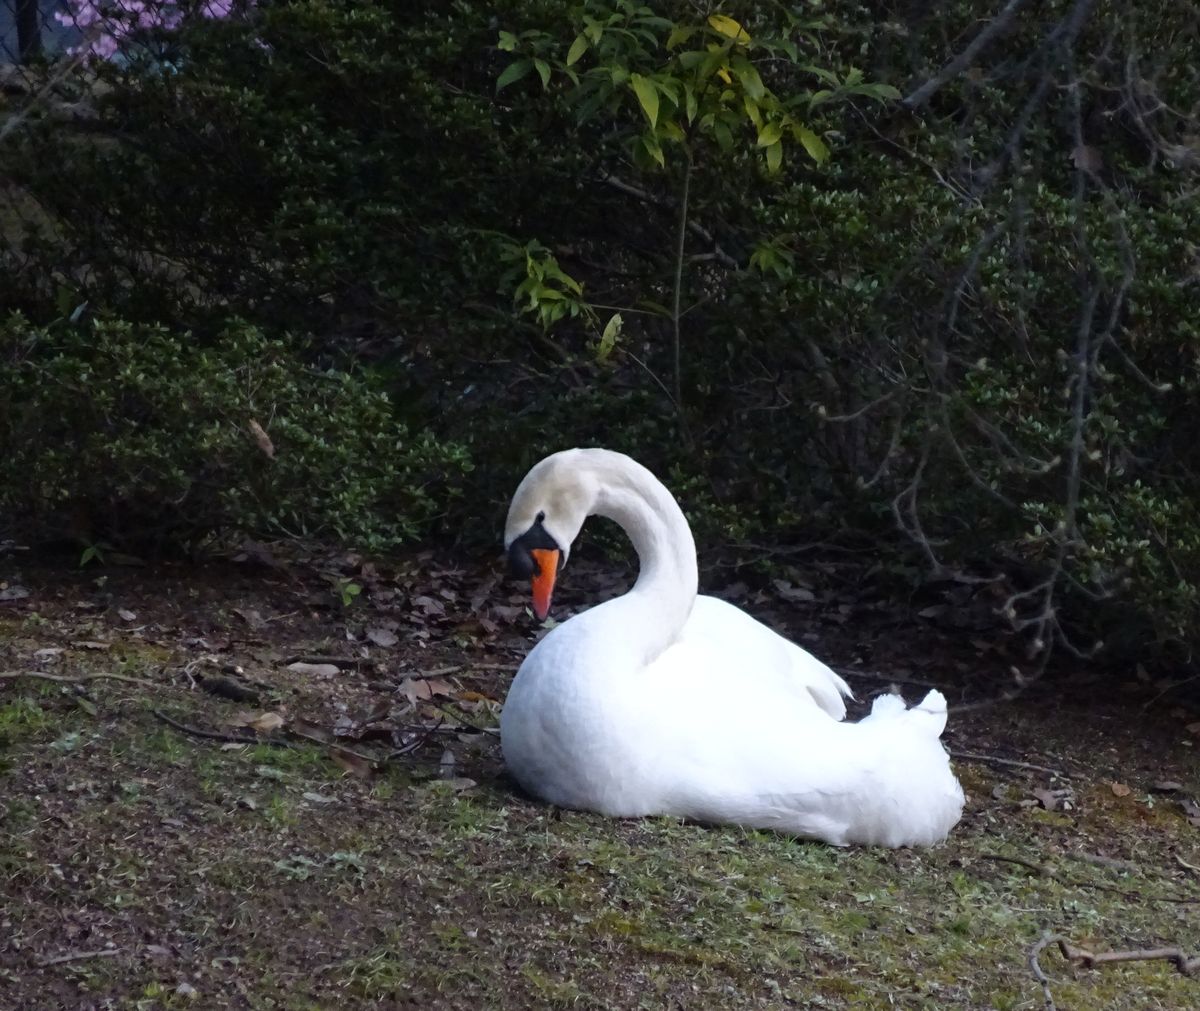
xmin=529 ymin=548 xmax=560 ymax=621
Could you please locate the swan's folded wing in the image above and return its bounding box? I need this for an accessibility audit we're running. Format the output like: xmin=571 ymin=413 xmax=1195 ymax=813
xmin=681 ymin=595 xmax=851 ymax=719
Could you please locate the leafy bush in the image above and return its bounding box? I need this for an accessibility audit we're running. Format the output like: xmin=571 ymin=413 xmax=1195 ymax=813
xmin=0 ymin=313 xmax=469 ymax=552
xmin=2 ymin=0 xmax=1198 ymax=668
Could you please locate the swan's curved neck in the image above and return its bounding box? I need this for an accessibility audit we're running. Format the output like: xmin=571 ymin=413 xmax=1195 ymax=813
xmin=586 ymin=455 xmax=698 ymax=659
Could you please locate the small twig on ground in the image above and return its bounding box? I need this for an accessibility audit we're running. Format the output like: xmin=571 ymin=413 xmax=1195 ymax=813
xmin=1055 ymin=937 xmax=1200 ymax=976
xmin=1175 ymin=853 xmax=1200 ymax=875
xmin=405 ymin=665 xmax=461 ymax=681
xmin=981 ymin=853 xmax=1058 ymax=878
xmin=281 ymin=654 xmax=361 ymax=669
xmin=153 ymin=709 xmax=379 ymax=765
xmin=979 ymin=853 xmax=1200 ymax=904
xmin=949 ymin=750 xmax=1066 ymax=777
xmin=1029 ymin=932 xmax=1062 ymax=1011
xmin=152 ymin=709 xmax=291 ymax=747
xmin=1071 ymin=851 xmax=1138 ymax=873
xmin=386 ymin=718 xmax=446 ymax=761
xmin=1 ymin=669 xmax=161 ymax=690
xmin=428 ymin=701 xmax=501 ymax=737
xmin=36 ymin=947 xmax=121 ymax=967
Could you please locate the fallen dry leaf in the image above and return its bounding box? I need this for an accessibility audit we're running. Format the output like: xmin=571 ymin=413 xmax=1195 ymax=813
xmin=1032 ymin=788 xmax=1063 ymax=811
xmin=366 ymin=627 xmax=399 ymax=648
xmin=72 ymin=640 xmax=111 ymax=651
xmin=228 ymin=711 xmax=286 ymax=734
xmin=118 ymin=608 xmax=137 ymax=622
xmin=398 ymin=677 xmax=456 ymax=704
xmin=331 ymin=748 xmax=373 ymax=778
xmin=411 ymin=595 xmax=446 ymax=617
xmin=1110 ymin=782 xmax=1132 ymax=798
xmin=233 ymin=607 xmax=266 ymax=629
xmin=772 ymin=579 xmax=815 ymax=603
xmin=1152 ymin=780 xmax=1183 ymax=793
xmin=1186 ymin=722 xmax=1200 ymax=736
xmin=287 ymin=662 xmax=340 ymax=678
xmin=456 ymin=690 xmax=498 ymax=704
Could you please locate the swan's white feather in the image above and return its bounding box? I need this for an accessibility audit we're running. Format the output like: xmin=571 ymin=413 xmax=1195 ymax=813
xmin=500 ymin=448 xmax=964 ymax=847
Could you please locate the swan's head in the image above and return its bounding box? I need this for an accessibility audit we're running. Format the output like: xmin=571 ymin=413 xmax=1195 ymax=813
xmin=504 ymin=450 xmax=597 ymax=620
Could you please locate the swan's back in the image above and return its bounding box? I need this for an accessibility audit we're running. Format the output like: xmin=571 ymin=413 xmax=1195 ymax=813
xmin=681 ymin=595 xmax=851 ymax=719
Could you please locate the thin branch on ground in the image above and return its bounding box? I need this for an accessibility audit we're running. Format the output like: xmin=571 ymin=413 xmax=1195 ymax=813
xmin=1029 ymin=932 xmax=1061 ymax=1011
xmin=950 ymin=751 xmax=1066 ymax=777
xmin=36 ymin=948 xmax=122 ymax=968
xmin=980 ymin=853 xmax=1200 ymax=904
xmin=281 ymin=654 xmax=361 ymax=669
xmin=1 ymin=669 xmax=162 ymax=689
xmin=152 ymin=709 xmax=297 ymax=747
xmin=151 ymin=709 xmax=379 ymax=768
xmin=1060 ymin=939 xmax=1200 ymax=975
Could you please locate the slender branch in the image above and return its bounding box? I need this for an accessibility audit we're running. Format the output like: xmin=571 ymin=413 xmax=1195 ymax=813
xmin=1029 ymin=932 xmax=1061 ymax=1011
xmin=950 ymin=751 xmax=1066 ymax=777
xmin=1 ymin=670 xmax=161 ymax=689
xmin=903 ymin=0 xmax=1030 ymax=110
xmin=36 ymin=948 xmax=121 ymax=968
xmin=671 ymin=148 xmax=693 ymax=415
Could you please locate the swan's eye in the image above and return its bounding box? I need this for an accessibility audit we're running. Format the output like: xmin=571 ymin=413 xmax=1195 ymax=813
xmin=536 ymin=511 xmax=546 ymax=523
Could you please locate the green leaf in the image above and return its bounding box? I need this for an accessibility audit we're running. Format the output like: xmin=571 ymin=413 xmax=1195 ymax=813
xmin=793 ymin=124 xmax=829 ymax=163
xmin=712 ymin=120 xmax=734 ymax=151
xmin=629 ymin=73 xmax=660 ymax=127
xmin=533 ymin=58 xmax=551 ymax=89
xmin=764 ymin=140 xmax=782 ymax=174
xmin=666 ymin=26 xmax=698 ymax=50
xmin=641 ymin=132 xmax=666 ymax=168
xmin=566 ymin=34 xmax=590 ymax=66
xmin=730 ymin=55 xmax=765 ymax=101
xmin=683 ymin=83 xmax=698 ymax=123
xmin=708 ymin=14 xmax=750 ymax=43
xmin=497 ymin=31 xmax=518 ymax=53
xmin=809 ymin=89 xmax=833 ymax=110
xmin=742 ymin=94 xmax=762 ymax=127
xmin=496 ymin=59 xmax=532 ymax=92
xmin=596 ymin=313 xmax=623 ymax=363
xmin=756 ymin=121 xmax=783 ymax=147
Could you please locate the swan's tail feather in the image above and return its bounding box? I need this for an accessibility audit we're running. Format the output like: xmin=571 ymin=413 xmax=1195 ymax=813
xmin=914 ymin=689 xmax=949 ymax=736
xmin=863 ymin=689 xmax=948 ymax=738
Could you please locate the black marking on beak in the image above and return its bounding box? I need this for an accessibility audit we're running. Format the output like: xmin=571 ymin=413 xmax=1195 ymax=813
xmin=507 ymin=518 xmax=562 ymax=579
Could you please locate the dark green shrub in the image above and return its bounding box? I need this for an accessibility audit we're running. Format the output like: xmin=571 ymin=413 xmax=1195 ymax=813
xmin=0 ymin=313 xmax=470 ymax=552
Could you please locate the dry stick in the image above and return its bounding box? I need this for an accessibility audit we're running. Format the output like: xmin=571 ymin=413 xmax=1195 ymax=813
xmin=281 ymin=654 xmax=360 ymax=669
xmin=1028 ymin=932 xmax=1062 ymax=1011
xmin=152 ymin=709 xmax=293 ymax=747
xmin=982 ymin=853 xmax=1200 ymax=904
xmin=1 ymin=670 xmax=161 ymax=690
xmin=153 ymin=709 xmax=380 ymax=765
xmin=903 ymin=0 xmax=1031 ymax=109
xmin=981 ymin=853 xmax=1057 ymax=877
xmin=948 ymin=750 xmax=1067 ymax=777
xmin=1056 ymin=938 xmax=1200 ymax=976
xmin=428 ymin=701 xmax=500 ymax=737
xmin=36 ymin=948 xmax=121 ymax=968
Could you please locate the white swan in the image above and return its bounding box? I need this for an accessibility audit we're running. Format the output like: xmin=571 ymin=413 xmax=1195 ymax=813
xmin=500 ymin=448 xmax=964 ymax=847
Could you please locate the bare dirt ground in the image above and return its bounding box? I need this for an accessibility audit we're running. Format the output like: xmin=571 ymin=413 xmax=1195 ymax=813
xmin=2 ymin=545 xmax=1199 ymax=1010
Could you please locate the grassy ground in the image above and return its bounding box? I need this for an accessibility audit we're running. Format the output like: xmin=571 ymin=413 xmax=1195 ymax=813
xmin=2 ymin=555 xmax=1198 ymax=1009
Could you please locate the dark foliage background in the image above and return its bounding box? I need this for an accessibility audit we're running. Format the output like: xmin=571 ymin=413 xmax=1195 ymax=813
xmin=1 ymin=0 xmax=1197 ymax=676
